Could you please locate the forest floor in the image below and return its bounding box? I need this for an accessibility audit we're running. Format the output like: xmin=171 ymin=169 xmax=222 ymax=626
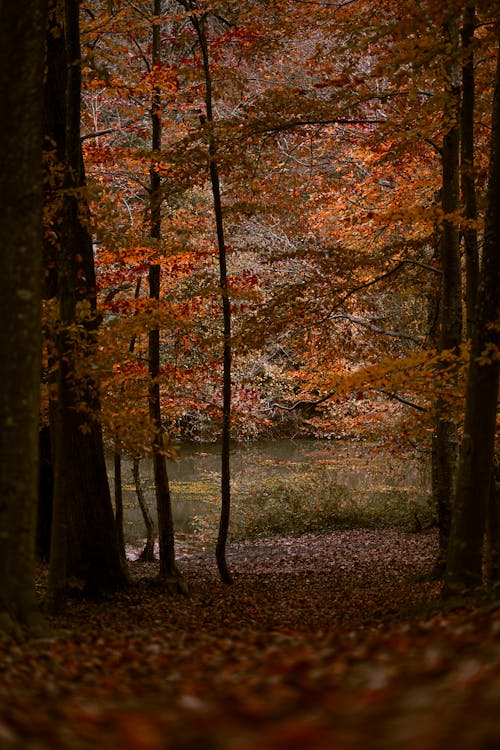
xmin=1 ymin=528 xmax=500 ymax=749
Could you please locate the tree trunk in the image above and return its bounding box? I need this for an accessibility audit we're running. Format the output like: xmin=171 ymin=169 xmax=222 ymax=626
xmin=487 ymin=460 xmax=500 ymax=586
xmin=461 ymin=4 xmax=479 ymax=339
xmin=148 ymin=0 xmax=184 ymax=591
xmin=36 ymin=426 xmax=53 ymax=561
xmin=446 ymin=40 xmax=500 ymax=592
xmin=133 ymin=459 xmax=156 ymax=562
xmin=432 ymin=11 xmax=462 ymax=574
xmin=45 ymin=0 xmax=128 ymax=611
xmin=114 ymin=450 xmax=127 ymax=564
xmin=0 ymin=0 xmax=48 ymax=634
xmin=188 ymin=6 xmax=234 ymax=584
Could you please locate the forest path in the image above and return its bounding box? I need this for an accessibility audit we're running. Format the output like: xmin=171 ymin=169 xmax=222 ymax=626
xmin=172 ymin=527 xmax=441 ymax=631
xmin=2 ymin=528 xmax=500 ymax=749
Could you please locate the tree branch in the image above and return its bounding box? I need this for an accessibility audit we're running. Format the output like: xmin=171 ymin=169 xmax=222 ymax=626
xmin=328 ymin=312 xmax=423 ymax=342
xmin=315 ymin=259 xmax=441 ymax=326
xmin=378 ymin=389 xmax=427 ymax=412
xmin=81 ymin=128 xmax=114 ymax=142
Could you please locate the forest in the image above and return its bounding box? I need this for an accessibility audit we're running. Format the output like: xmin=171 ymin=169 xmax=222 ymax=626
xmin=0 ymin=0 xmax=499 ymax=747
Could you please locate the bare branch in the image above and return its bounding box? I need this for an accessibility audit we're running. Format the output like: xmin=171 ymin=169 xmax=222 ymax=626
xmin=81 ymin=128 xmax=114 ymax=142
xmin=378 ymin=389 xmax=427 ymax=412
xmin=328 ymin=313 xmax=423 ymax=342
xmin=271 ymin=389 xmax=337 ymax=412
xmin=315 ymin=259 xmax=441 ymax=327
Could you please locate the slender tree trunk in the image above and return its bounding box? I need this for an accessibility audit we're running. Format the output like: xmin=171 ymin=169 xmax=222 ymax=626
xmin=114 ymin=449 xmax=127 ymax=564
xmin=133 ymin=459 xmax=156 ymax=562
xmin=461 ymin=4 xmax=479 ymax=338
xmin=148 ymin=0 xmax=183 ymax=589
xmin=487 ymin=461 xmax=500 ymax=585
xmin=0 ymin=0 xmax=48 ymax=635
xmin=189 ymin=7 xmax=233 ymax=584
xmin=446 ymin=40 xmax=500 ymax=591
xmin=432 ymin=11 xmax=462 ymax=574
xmin=36 ymin=426 xmax=53 ymax=561
xmin=126 ymin=279 xmax=155 ymax=561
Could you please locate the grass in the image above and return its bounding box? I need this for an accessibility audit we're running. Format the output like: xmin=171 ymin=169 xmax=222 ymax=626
xmin=118 ymin=448 xmax=434 ymax=544
xmin=191 ymin=463 xmax=435 ymax=542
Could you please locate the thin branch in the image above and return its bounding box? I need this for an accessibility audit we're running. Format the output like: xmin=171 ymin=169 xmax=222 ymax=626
xmin=103 ymin=283 xmax=134 ymax=304
xmin=378 ymin=389 xmax=427 ymax=412
xmin=328 ymin=313 xmax=423 ymax=343
xmin=272 ymin=389 xmax=337 ymax=412
xmin=81 ymin=128 xmax=114 ymax=142
xmin=316 ymin=259 xmax=441 ymax=326
xmin=251 ymin=117 xmax=386 ymax=136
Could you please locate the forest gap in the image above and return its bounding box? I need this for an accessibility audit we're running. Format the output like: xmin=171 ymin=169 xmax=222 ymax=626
xmin=106 ymin=440 xmax=431 ymax=551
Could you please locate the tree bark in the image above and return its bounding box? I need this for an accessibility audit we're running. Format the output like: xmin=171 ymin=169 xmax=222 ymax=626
xmin=148 ymin=0 xmax=183 ymax=589
xmin=461 ymin=4 xmax=479 ymax=338
xmin=114 ymin=450 xmax=127 ymax=564
xmin=133 ymin=459 xmax=156 ymax=562
xmin=0 ymin=0 xmax=48 ymax=634
xmin=45 ymin=0 xmax=128 ymax=611
xmin=488 ymin=461 xmax=500 ymax=585
xmin=188 ymin=5 xmax=234 ymax=584
xmin=432 ymin=11 xmax=463 ymax=574
xmin=36 ymin=426 xmax=53 ymax=561
xmin=446 ymin=39 xmax=500 ymax=592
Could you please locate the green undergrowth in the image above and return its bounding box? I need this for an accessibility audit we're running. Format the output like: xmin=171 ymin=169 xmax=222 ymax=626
xmin=120 ymin=452 xmax=434 ymax=545
xmin=190 ymin=465 xmax=435 ymax=542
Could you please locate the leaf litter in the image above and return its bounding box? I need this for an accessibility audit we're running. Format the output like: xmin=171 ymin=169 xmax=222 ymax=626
xmin=1 ymin=528 xmax=500 ymax=749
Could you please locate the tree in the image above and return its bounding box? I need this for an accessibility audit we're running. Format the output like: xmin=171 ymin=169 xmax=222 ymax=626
xmin=72 ymin=0 xmax=497 ymax=596
xmin=180 ymin=0 xmax=234 ymax=583
xmin=146 ymin=0 xmax=186 ymax=590
xmin=44 ymin=0 xmax=128 ymax=610
xmin=432 ymin=7 xmax=463 ymax=573
xmin=461 ymin=3 xmax=480 ymax=337
xmin=0 ymin=0 xmax=48 ymax=633
xmin=446 ymin=34 xmax=500 ymax=591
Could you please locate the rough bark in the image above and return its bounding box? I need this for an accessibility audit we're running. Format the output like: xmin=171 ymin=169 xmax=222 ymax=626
xmin=486 ymin=461 xmax=500 ymax=586
xmin=148 ymin=0 xmax=183 ymax=590
xmin=432 ymin=11 xmax=463 ymax=573
xmin=36 ymin=426 xmax=53 ymax=561
xmin=45 ymin=0 xmax=128 ymax=611
xmin=446 ymin=40 xmax=500 ymax=592
xmin=461 ymin=4 xmax=479 ymax=338
xmin=0 ymin=0 xmax=48 ymax=634
xmin=114 ymin=450 xmax=127 ymax=564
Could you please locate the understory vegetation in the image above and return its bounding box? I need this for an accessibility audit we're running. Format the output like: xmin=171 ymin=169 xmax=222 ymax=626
xmin=118 ymin=444 xmax=435 ymax=549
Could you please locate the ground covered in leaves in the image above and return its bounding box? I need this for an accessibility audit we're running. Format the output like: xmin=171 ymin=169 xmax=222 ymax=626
xmin=1 ymin=528 xmax=500 ymax=749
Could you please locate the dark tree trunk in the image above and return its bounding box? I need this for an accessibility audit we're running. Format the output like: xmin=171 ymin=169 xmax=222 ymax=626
xmin=483 ymin=464 xmax=500 ymax=590
xmin=133 ymin=459 xmax=156 ymax=562
xmin=0 ymin=0 xmax=48 ymax=634
xmin=148 ymin=266 xmax=178 ymax=580
xmin=432 ymin=11 xmax=462 ymax=574
xmin=148 ymin=0 xmax=184 ymax=590
xmin=461 ymin=5 xmax=479 ymax=338
xmin=44 ymin=0 xmax=128 ymax=611
xmin=446 ymin=40 xmax=500 ymax=592
xmin=189 ymin=6 xmax=233 ymax=584
xmin=114 ymin=450 xmax=127 ymax=564
xmin=36 ymin=426 xmax=53 ymax=561
xmin=487 ymin=461 xmax=500 ymax=585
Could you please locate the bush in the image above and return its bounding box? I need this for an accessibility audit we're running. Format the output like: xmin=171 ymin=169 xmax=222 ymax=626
xmin=225 ymin=466 xmax=434 ymax=540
